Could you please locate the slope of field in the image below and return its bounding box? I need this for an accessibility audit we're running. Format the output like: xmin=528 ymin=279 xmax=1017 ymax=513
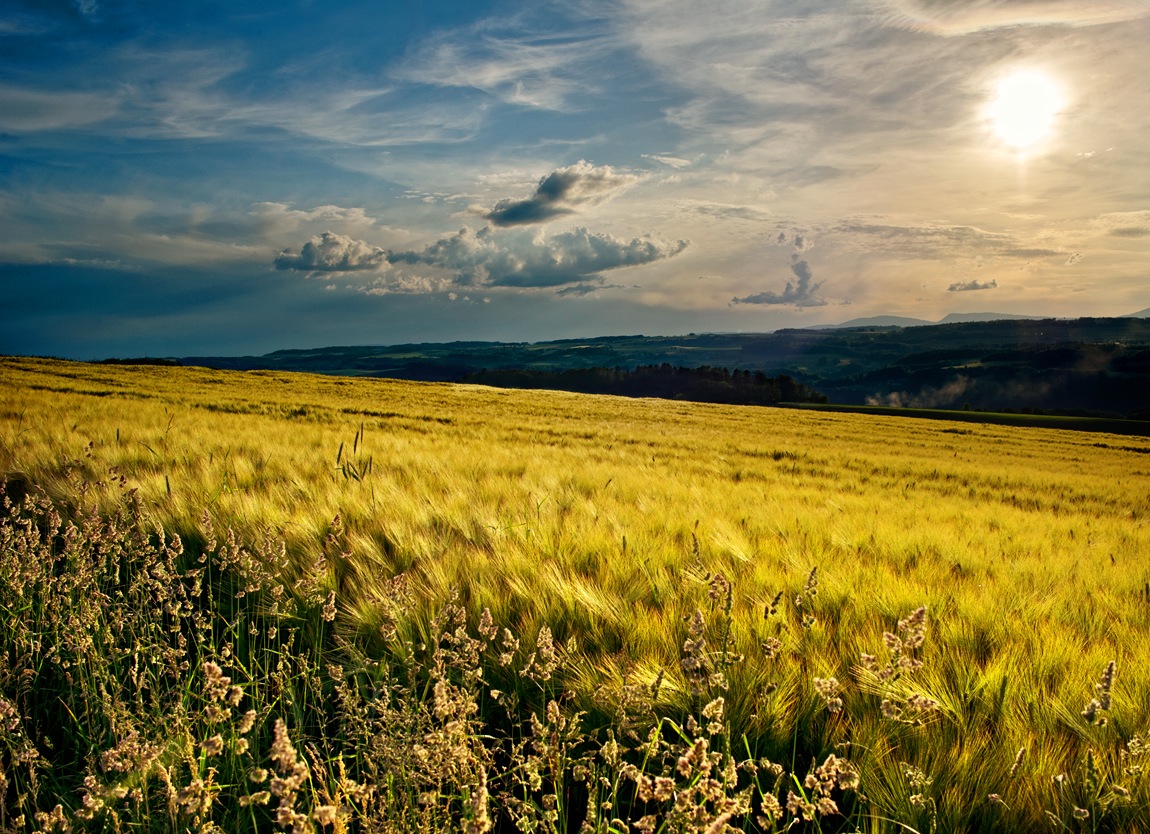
xmin=2 ymin=356 xmax=1149 ymax=832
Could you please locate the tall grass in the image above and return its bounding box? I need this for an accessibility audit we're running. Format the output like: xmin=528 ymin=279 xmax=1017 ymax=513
xmin=2 ymin=355 xmax=1150 ymax=831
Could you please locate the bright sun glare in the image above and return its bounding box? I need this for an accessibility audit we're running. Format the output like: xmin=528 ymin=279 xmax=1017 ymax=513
xmin=988 ymin=70 xmax=1064 ymax=151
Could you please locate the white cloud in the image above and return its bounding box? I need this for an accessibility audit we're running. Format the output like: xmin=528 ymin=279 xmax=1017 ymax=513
xmin=388 ymin=225 xmax=689 ymax=289
xmin=358 ymin=270 xmax=455 ymax=295
xmin=275 ymin=231 xmax=389 ymax=273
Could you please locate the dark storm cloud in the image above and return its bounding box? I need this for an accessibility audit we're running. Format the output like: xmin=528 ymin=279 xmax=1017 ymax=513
xmin=555 ymin=282 xmax=626 ymax=297
xmin=732 ymin=257 xmax=826 ymax=308
xmin=388 ymin=225 xmax=688 ymax=289
xmin=274 ymin=231 xmax=389 ymax=272
xmin=947 ymin=278 xmax=998 ymax=292
xmin=483 ymin=161 xmax=641 ymax=227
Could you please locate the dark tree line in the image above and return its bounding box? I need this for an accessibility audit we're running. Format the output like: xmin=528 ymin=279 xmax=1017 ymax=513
xmin=461 ymin=363 xmax=828 ymax=406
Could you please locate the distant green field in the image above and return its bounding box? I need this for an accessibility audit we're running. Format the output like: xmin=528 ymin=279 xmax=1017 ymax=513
xmin=2 ymin=356 xmax=1149 ymax=833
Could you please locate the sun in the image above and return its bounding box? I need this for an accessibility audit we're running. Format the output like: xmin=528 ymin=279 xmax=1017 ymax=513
xmin=988 ymin=70 xmax=1064 ymax=151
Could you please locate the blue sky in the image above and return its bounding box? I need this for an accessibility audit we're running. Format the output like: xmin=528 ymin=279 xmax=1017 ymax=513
xmin=2 ymin=0 xmax=1149 ymax=358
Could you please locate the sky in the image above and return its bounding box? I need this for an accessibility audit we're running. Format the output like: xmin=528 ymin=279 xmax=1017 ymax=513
xmin=2 ymin=0 xmax=1149 ymax=358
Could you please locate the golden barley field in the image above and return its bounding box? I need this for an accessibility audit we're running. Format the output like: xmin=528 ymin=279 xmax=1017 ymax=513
xmin=2 ymin=355 xmax=1149 ymax=833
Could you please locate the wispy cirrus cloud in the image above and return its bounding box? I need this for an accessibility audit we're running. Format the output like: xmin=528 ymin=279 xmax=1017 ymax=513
xmin=483 ymin=161 xmax=642 ymax=227
xmin=609 ymin=0 xmax=1022 ymax=218
xmin=248 ymin=203 xmax=386 ymax=239
xmin=395 ymin=13 xmax=616 ymax=110
xmin=0 ymin=84 xmax=121 ymax=132
xmin=880 ymin=0 xmax=1150 ymax=35
xmin=996 ymin=248 xmax=1062 ymax=259
xmin=833 ymin=220 xmax=1015 ymax=258
xmin=0 ymin=191 xmax=284 ymax=266
xmin=643 ymin=153 xmax=692 ymax=168
xmin=0 ymin=36 xmax=479 ymax=148
xmin=1089 ymin=210 xmax=1150 ymax=238
xmin=676 ymin=200 xmax=774 ymax=223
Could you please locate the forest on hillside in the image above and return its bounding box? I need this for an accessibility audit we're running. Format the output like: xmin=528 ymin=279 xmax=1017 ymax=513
xmin=459 ymin=364 xmax=828 ymax=405
xmin=155 ymin=316 xmax=1150 ymax=418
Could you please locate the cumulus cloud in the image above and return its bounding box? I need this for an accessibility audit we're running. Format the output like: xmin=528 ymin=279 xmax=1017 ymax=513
xmin=483 ymin=160 xmax=641 ymax=227
xmin=275 ymin=231 xmax=389 ymax=272
xmin=732 ymin=256 xmax=826 ymax=307
xmin=357 ymin=271 xmax=455 ymax=296
xmin=881 ymin=0 xmax=1150 ymax=34
xmin=947 ymin=278 xmax=998 ymax=292
xmin=388 ymin=225 xmax=688 ymax=289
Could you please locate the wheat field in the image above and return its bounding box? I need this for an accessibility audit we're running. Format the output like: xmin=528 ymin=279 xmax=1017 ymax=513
xmin=2 ymin=355 xmax=1148 ymax=833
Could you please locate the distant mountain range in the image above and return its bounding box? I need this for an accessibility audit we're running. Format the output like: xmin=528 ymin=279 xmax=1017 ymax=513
xmin=153 ymin=315 xmax=1150 ymax=421
xmin=819 ymin=309 xmax=1150 ymax=329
